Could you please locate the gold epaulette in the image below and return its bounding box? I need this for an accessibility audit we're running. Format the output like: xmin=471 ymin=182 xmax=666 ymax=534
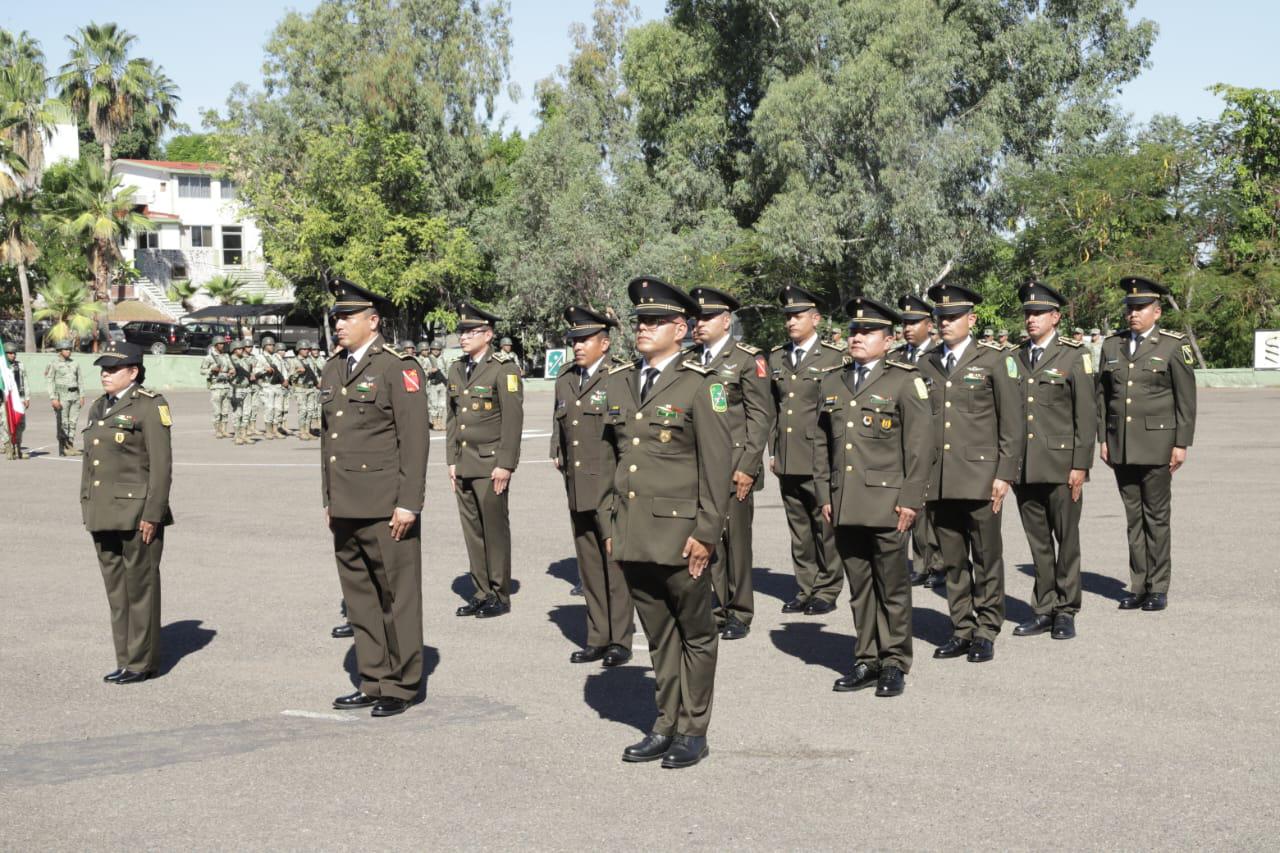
xmin=820 ymin=363 xmax=844 ymax=373
xmin=134 ymin=387 xmax=157 ymax=398
xmin=383 ymin=344 xmax=416 ymax=361
xmin=492 ymin=350 xmax=512 ymax=363
xmin=771 ymin=344 xmax=787 ymax=353
xmin=1158 ymin=329 xmax=1187 ymax=340
xmin=821 ymin=341 xmax=844 ymax=352
xmin=681 ymin=361 xmax=711 ymax=375
xmin=977 ymin=340 xmax=1004 ymax=352
xmin=735 ymin=342 xmax=762 ymax=355
xmin=1058 ymin=336 xmax=1082 ymax=348
xmin=609 ymin=361 xmax=636 ymax=375
xmin=886 ymin=359 xmax=918 ymax=371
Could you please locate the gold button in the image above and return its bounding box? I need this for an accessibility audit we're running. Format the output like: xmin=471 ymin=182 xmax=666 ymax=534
xmin=463 ymin=390 xmax=469 ymax=395
xmin=127 ymin=493 xmax=133 ymax=498
xmin=1127 ymin=380 xmax=1134 ymax=387
xmin=1125 ymin=416 xmax=1132 ymax=423
xmin=336 ymin=410 xmax=343 ymax=417
xmin=632 ymin=437 xmax=640 ymax=445
xmin=788 ymin=392 xmax=795 ymax=398
xmin=571 ymin=420 xmax=579 ymax=426
xmin=787 ymin=409 xmax=793 ymax=415
xmin=1125 ymin=398 xmax=1132 ymax=404
xmin=574 ymin=461 xmax=581 ymax=467
xmin=635 ymin=412 xmax=643 ymax=420
xmin=629 ymin=464 xmax=637 ymax=472
xmin=1027 ymin=396 xmax=1034 ymax=403
xmin=330 ymin=456 xmax=336 ymax=462
xmin=791 ymin=374 xmax=797 ymax=381
xmin=331 ymin=433 xmax=338 ymax=439
xmin=575 ymin=400 xmax=581 ymax=406
xmin=627 ymin=491 xmax=636 ymax=499
xmin=845 ymin=443 xmax=852 ymax=450
xmin=943 ymin=443 xmax=951 ymax=450
xmin=786 ymin=427 xmax=792 ymax=433
xmin=945 ymin=422 xmax=951 ymax=429
xmin=1028 ymin=433 xmax=1035 ymax=439
xmin=460 ymin=424 xmax=466 ymax=430
xmin=845 ymin=465 xmax=853 ymax=471
xmin=461 ymin=440 xmax=468 ymax=446
xmin=846 ymin=421 xmax=854 ymax=428
xmin=671 ymin=510 xmax=678 ymax=516
xmin=945 ymin=381 xmax=952 ymax=388
xmin=881 ymin=481 xmax=887 ymax=486
xmin=979 ymin=455 xmax=985 ymax=460
xmin=572 ymin=440 xmax=579 ymax=447
xmin=93 ymin=460 xmax=100 ymax=466
xmin=1027 ymin=414 xmax=1034 ymax=421
xmin=98 ymin=420 xmax=104 ymax=426
xmin=944 ymin=401 xmax=951 ymax=408
xmin=93 ymin=439 xmax=100 ymax=446
xmin=341 ymin=388 xmax=347 ymax=395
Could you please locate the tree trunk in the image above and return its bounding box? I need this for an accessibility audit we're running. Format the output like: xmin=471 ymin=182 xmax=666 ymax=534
xmin=103 ymin=141 xmax=112 ymax=173
xmin=17 ymin=261 xmax=35 ymax=353
xmin=92 ymin=240 xmax=111 ymax=352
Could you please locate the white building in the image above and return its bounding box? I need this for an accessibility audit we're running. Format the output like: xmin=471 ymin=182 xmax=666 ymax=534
xmin=112 ymin=159 xmax=289 ymax=316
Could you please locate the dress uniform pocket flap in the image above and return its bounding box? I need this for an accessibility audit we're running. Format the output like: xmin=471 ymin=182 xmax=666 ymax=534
xmin=864 ymin=469 xmax=903 ymax=488
xmin=651 ymin=497 xmax=697 ymax=519
xmin=340 ymin=453 xmax=389 ymax=472
xmin=1144 ymin=416 xmax=1173 ymax=430
xmin=114 ymin=482 xmax=147 ymax=499
xmin=477 ymin=441 xmax=498 ymax=457
xmin=1047 ymin=434 xmax=1074 ymax=450
xmin=964 ymin=445 xmax=997 ymax=462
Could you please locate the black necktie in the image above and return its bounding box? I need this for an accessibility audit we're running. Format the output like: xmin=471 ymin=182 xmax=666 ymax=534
xmin=792 ymin=346 xmax=805 ymax=367
xmin=944 ymin=353 xmax=956 ymax=375
xmin=466 ymin=359 xmax=476 ymax=380
xmin=640 ymin=367 xmax=659 ymax=402
xmin=346 ymin=355 xmax=357 ymax=379
xmin=1129 ymin=335 xmax=1141 ymax=357
xmin=853 ymin=365 xmax=868 ymax=393
xmin=702 ymin=348 xmax=713 ymax=367
xmin=907 ymin=346 xmax=918 ymax=364
xmin=579 ymin=367 xmax=588 ymax=389
xmin=1030 ymin=346 xmax=1043 ymax=368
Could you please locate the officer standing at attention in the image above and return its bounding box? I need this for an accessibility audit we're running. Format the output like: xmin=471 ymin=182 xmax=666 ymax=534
xmin=918 ymin=282 xmax=1025 ymax=664
xmin=321 ymin=279 xmax=429 ymax=717
xmin=81 ymin=342 xmax=173 ymax=684
xmin=46 ymin=340 xmax=85 ymax=455
xmin=1010 ymin=282 xmax=1097 ymax=641
xmin=1097 ymin=276 xmax=1196 ymax=612
xmin=600 ymin=276 xmax=731 ymax=769
xmin=814 ymin=296 xmax=931 ymax=696
xmin=551 ymin=305 xmax=635 ymax=666
xmin=688 ymin=286 xmax=774 ymax=640
xmin=768 ymin=285 xmax=846 ymax=615
xmin=447 ymin=302 xmax=524 ymax=619
xmin=896 ymin=295 xmax=944 ymax=589
xmin=2 ymin=342 xmax=29 ymax=460
xmin=200 ymin=338 xmax=234 ymax=439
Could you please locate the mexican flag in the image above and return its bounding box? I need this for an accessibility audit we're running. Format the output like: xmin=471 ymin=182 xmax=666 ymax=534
xmin=0 ymin=338 xmax=25 ymax=444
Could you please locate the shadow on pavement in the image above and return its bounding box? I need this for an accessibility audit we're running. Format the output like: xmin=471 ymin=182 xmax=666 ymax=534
xmin=910 ymin=607 xmax=953 ymax=648
xmin=583 ymin=666 xmax=656 ymax=733
xmin=451 ymin=573 xmax=520 ymax=602
xmin=547 ymin=603 xmax=588 ymax=648
xmin=769 ymin=621 xmax=853 ymax=675
xmin=343 ymin=644 xmax=441 ymax=699
xmin=751 ymin=566 xmax=797 ymax=604
xmin=156 ymin=619 xmax=216 ymax=676
xmin=546 ymin=557 xmax=579 ymax=589
xmin=1082 ymin=570 xmax=1128 ymax=602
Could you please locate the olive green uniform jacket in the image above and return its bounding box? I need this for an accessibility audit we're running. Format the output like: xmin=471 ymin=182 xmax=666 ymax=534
xmin=80 ymin=387 xmax=174 ymax=531
xmin=550 ymin=356 xmax=625 ymax=513
xmin=768 ymin=340 xmax=848 ymax=475
xmin=1019 ymin=336 xmax=1097 ymax=483
xmin=1095 ymin=327 xmax=1196 ymax=465
xmin=445 ymin=349 xmax=524 ymax=478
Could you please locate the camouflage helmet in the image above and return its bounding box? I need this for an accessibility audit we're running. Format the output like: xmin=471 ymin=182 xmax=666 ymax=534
xmin=54 ymin=339 xmax=73 ymax=351
xmin=417 ymin=340 xmax=431 ymax=351
xmin=242 ymin=338 xmax=255 ymax=349
xmin=500 ymin=337 xmax=513 ymax=347
xmin=401 ymin=340 xmax=416 ymax=351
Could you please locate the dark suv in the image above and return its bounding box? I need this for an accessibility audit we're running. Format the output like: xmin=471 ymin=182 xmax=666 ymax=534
xmin=182 ymin=322 xmax=237 ymax=354
xmin=122 ymin=321 xmax=189 ymax=355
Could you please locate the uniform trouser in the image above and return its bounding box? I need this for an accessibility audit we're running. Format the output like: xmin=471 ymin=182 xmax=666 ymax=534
xmin=92 ymin=527 xmax=164 ymax=672
xmin=569 ymin=509 xmax=635 ymax=648
xmin=1014 ymin=481 xmax=1083 ymax=615
xmin=53 ymin=395 xmax=81 ymax=446
xmin=456 ymin=475 xmax=512 ymax=605
xmin=246 ymin=387 xmax=261 ymax=427
xmin=778 ymin=474 xmax=842 ymax=603
xmin=295 ymin=387 xmax=318 ymax=428
xmin=711 ymin=490 xmax=756 ymax=626
xmin=910 ymin=505 xmax=942 ymax=574
xmin=620 ymin=561 xmax=718 ymax=738
xmin=428 ymin=386 xmax=446 ymax=424
xmin=2 ymin=420 xmax=25 ymax=455
xmin=930 ymin=498 xmax=1006 ymax=642
xmin=208 ymin=385 xmax=231 ymax=429
xmin=834 ymin=525 xmax=914 ymax=672
xmin=260 ymin=384 xmax=285 ymax=426
xmin=1113 ymin=464 xmax=1173 ymax=594
xmin=330 ymin=516 xmax=424 ymax=700
xmin=229 ymin=387 xmax=248 ymax=427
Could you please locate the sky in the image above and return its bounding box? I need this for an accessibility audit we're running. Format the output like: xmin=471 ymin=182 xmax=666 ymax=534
xmin=3 ymin=0 xmax=1276 ymax=138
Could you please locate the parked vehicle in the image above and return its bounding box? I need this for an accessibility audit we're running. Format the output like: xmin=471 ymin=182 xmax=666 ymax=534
xmin=182 ymin=321 xmax=237 ymax=354
xmin=122 ymin=321 xmax=189 ymax=355
xmin=107 ymin=322 xmax=127 ymax=344
xmin=252 ymin=308 xmax=324 ymax=351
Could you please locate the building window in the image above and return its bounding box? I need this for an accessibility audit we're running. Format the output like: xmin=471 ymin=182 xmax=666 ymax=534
xmin=220 ymin=179 xmax=237 ymax=200
xmin=177 ymin=175 xmax=211 ymax=199
xmin=221 ymin=226 xmax=243 ymax=266
xmin=190 ymin=225 xmax=213 ymax=248
xmin=136 ymin=231 xmax=159 ymax=249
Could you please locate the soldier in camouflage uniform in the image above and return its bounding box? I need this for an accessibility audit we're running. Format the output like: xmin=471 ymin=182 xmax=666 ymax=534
xmin=46 ymin=340 xmax=85 ymax=455
xmin=244 ymin=341 xmax=263 ymax=436
xmin=255 ymin=340 xmax=289 ymax=439
xmin=199 ymin=339 xmax=234 ymax=438
xmin=424 ymin=342 xmax=447 ymax=430
xmin=292 ymin=341 xmax=322 ymax=439
xmin=2 ymin=342 xmax=29 ymax=460
xmin=229 ymin=340 xmax=256 ymax=445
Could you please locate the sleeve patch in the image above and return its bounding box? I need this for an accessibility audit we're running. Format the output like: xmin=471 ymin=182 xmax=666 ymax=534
xmin=402 ymin=369 xmax=421 ymax=393
xmin=157 ymin=405 xmax=172 ymax=427
xmin=709 ymin=383 xmax=728 ymax=413
xmin=914 ymin=377 xmax=929 ymax=400
xmin=507 ymin=373 xmax=520 ymax=393
xmin=1005 ymin=356 xmax=1019 ymax=379
xmin=1081 ymin=353 xmax=1094 ymax=375
xmin=755 ymin=355 xmax=768 ymax=378
xmin=1181 ymin=344 xmax=1194 ymax=365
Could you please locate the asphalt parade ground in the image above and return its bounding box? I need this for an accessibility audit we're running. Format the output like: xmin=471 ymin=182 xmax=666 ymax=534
xmin=3 ymin=385 xmax=1278 ymax=850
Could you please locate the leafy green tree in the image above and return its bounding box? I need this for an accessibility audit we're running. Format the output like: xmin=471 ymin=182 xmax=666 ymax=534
xmin=165 ymin=133 xmax=223 ymax=163
xmin=166 ymin=279 xmax=198 ymax=313
xmin=33 ymin=273 xmax=103 ymax=346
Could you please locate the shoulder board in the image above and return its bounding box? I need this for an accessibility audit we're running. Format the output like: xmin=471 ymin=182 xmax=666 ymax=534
xmin=1004 ymin=343 xmax=1019 ymax=351
xmin=492 ymin=351 xmax=512 ymax=363
xmin=886 ymin=360 xmax=917 ymax=371
xmin=610 ymin=355 xmax=629 ymax=365
xmin=771 ymin=344 xmax=787 ymax=353
xmin=1158 ymin=329 xmax=1186 ymax=340
xmin=681 ymin=360 xmax=712 ymax=375
xmin=820 ymin=341 xmax=844 ymax=352
xmin=133 ymin=387 xmax=158 ymax=398
xmin=609 ymin=361 xmax=635 ymax=375
xmin=977 ymin=340 xmax=1004 ymax=352
xmin=1057 ymin=336 xmax=1082 ymax=348
xmin=735 ymin=342 xmax=762 ymax=355
xmin=382 ymin=344 xmax=415 ymax=361
xmin=819 ymin=363 xmax=844 ymax=373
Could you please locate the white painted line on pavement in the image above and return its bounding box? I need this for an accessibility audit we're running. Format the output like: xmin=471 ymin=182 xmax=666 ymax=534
xmin=280 ymin=710 xmax=357 ymax=722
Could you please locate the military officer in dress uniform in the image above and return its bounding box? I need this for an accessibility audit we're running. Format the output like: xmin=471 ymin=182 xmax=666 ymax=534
xmin=551 ymin=306 xmax=635 ymax=666
xmin=918 ymin=282 xmax=1025 ymax=663
xmin=47 ymin=340 xmax=85 ymax=455
xmin=768 ymin=285 xmax=846 ymax=614
xmin=321 ymin=279 xmax=429 ymax=717
xmin=814 ymin=296 xmax=931 ymax=696
xmin=600 ymin=275 xmax=731 ymax=769
xmin=199 ymin=338 xmax=234 ymax=438
xmin=447 ymin=302 xmax=524 ymax=619
xmin=81 ymin=342 xmax=173 ymax=684
xmin=1011 ymin=282 xmax=1097 ymax=641
xmin=688 ymin=286 xmax=774 ymax=640
xmin=896 ymin=295 xmax=944 ymax=589
xmin=1097 ymin=276 xmax=1197 ymax=612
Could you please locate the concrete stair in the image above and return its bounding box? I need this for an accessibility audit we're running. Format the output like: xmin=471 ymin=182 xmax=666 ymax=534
xmin=132 ymin=275 xmax=185 ymax=320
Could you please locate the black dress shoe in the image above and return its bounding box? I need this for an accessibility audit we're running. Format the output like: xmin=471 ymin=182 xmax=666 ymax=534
xmin=571 ymin=645 xmax=607 ymax=663
xmin=333 ymin=690 xmax=378 ymax=710
xmin=661 ymin=735 xmax=709 ymax=769
xmin=922 ymin=570 xmax=947 ymax=589
xmin=720 ymin=619 xmax=750 ymax=640
xmin=1013 ymin=614 xmax=1053 ymax=636
xmin=602 ymin=645 xmax=632 ymax=667
xmin=570 ymin=584 xmax=584 ymax=596
xmin=456 ymin=598 xmax=487 ymax=617
xmin=102 ymin=668 xmax=125 ymax=683
xmin=113 ymin=669 xmax=151 ymax=684
xmin=967 ymin=638 xmax=995 ymax=663
xmin=622 ymin=732 xmax=673 ymax=763
xmin=804 ymin=598 xmax=836 ymax=615
xmin=331 ymin=622 xmax=354 ymax=639
xmin=781 ymin=596 xmax=809 ymax=613
xmin=371 ymin=697 xmax=410 ymax=717
xmin=476 ymin=599 xmax=510 ymax=619
xmin=875 ymin=665 xmax=906 ymax=697
xmin=1051 ymin=613 xmax=1076 ymax=639
xmin=1141 ymin=593 xmax=1167 ymax=611
xmin=908 ymin=570 xmax=928 ymax=586
xmin=833 ymin=663 xmax=879 ymax=692
xmin=933 ymin=637 xmax=972 ymax=659
xmin=1118 ymin=593 xmax=1148 ymax=610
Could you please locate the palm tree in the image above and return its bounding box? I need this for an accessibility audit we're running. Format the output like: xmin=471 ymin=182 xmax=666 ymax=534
xmin=33 ymin=274 xmax=104 ymax=348
xmin=50 ymin=159 xmax=152 ymax=342
xmin=0 ymin=127 xmax=25 ymax=199
xmin=0 ymin=194 xmax=41 ymax=350
xmin=203 ymin=273 xmax=246 ymax=305
xmin=167 ymin=279 xmax=198 ymax=313
xmin=56 ymin=22 xmax=180 ymax=169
